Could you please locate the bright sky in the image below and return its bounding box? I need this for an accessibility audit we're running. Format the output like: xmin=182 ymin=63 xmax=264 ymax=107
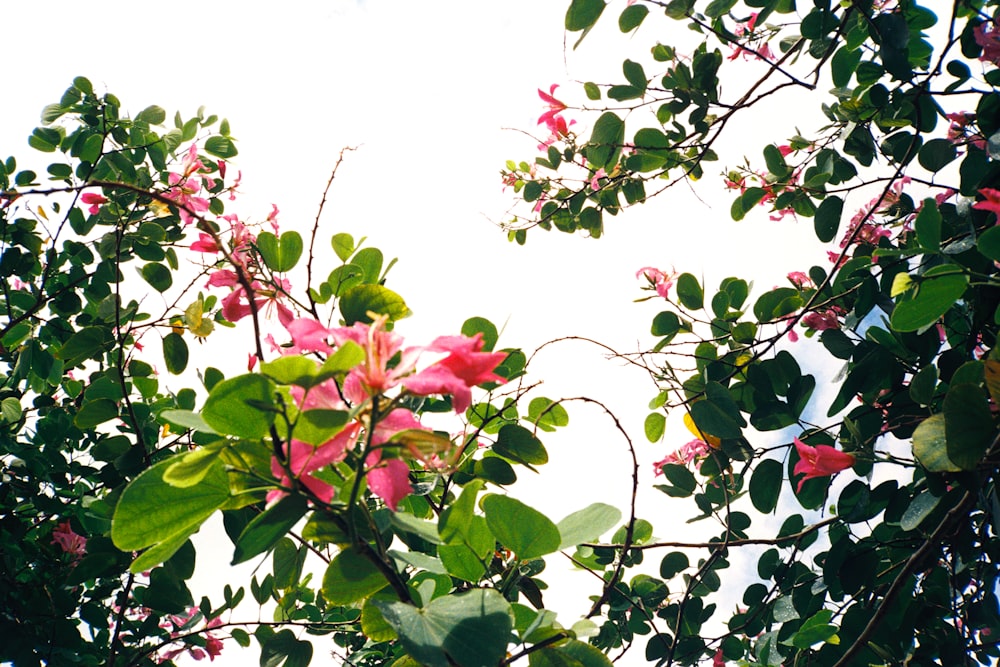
xmin=6 ymin=1 xmax=833 ymax=664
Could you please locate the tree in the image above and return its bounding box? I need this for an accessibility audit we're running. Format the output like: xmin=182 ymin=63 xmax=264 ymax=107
xmin=5 ymin=1 xmax=1000 ymax=666
xmin=500 ymin=0 xmax=1000 ymax=665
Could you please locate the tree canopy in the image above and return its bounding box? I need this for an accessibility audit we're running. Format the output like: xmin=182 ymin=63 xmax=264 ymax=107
xmin=4 ymin=1 xmax=1000 ymax=666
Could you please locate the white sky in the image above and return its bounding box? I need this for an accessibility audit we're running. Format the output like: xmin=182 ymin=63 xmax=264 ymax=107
xmin=5 ymin=1 xmax=837 ymax=665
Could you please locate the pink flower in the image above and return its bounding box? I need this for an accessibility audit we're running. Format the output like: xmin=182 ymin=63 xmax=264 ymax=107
xmin=654 ymin=439 xmax=711 ymax=471
xmin=801 ymin=307 xmax=842 ymax=331
xmin=537 ymin=84 xmax=567 ymax=129
xmin=267 ymin=204 xmax=280 ymax=233
xmin=793 ymin=437 xmax=854 ymax=491
xmin=975 ymin=22 xmax=1000 ymax=67
xmin=51 ymin=520 xmax=87 ymax=560
xmin=403 ymin=333 xmax=507 ymax=413
xmin=333 ymin=316 xmax=421 ymax=401
xmin=190 ymin=232 xmax=220 ymax=253
xmin=974 ymin=187 xmax=1000 ymax=217
xmin=590 ymin=168 xmax=607 ymax=192
xmin=285 ymin=317 xmax=335 ymax=355
xmin=787 ymin=271 xmax=813 ymax=289
xmin=637 ymin=266 xmax=677 ymax=299
xmin=80 ymin=192 xmax=108 ymax=215
xmin=366 ymin=452 xmax=412 ymax=511
xmin=713 ymin=649 xmax=726 ymax=667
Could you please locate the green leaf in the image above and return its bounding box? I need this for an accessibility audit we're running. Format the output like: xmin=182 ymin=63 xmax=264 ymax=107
xmin=658 ymin=464 xmax=696 ymax=497
xmin=260 ymin=355 xmax=319 ymax=387
xmin=204 ymin=135 xmax=238 ymax=158
xmin=438 ymin=516 xmax=494 ymax=581
xmin=899 ymin=490 xmax=941 ymax=531
xmin=256 ymin=231 xmax=303 ymax=273
xmin=914 ymin=199 xmax=942 ymax=251
xmin=532 ymin=641 xmax=615 ymax=667
xmin=619 ymin=3 xmax=648 ymax=31
xmin=750 ymin=459 xmax=783 ymax=513
xmin=202 ymin=374 xmax=276 ymax=438
xmin=461 ymin=317 xmax=499 ymax=351
xmin=566 ymin=0 xmax=605 ymax=32
xmin=814 ymin=196 xmax=843 ymax=243
xmin=644 ymin=412 xmax=666 ymax=442
xmin=319 ymin=340 xmax=365 ymax=375
xmin=622 ymin=60 xmax=647 ymax=90
xmin=322 ymin=545 xmax=388 ymax=605
xmin=978 ymin=225 xmax=1000 ymax=262
xmin=482 ymin=494 xmax=561 ymax=559
xmin=0 ymin=397 xmax=22 ymax=424
xmin=136 ymin=105 xmax=167 ymax=125
xmin=58 ymin=326 xmax=110 ymax=367
xmin=493 ymin=424 xmax=548 ymax=468
xmin=331 ymin=232 xmax=355 ymax=261
xmin=890 ymin=265 xmax=968 ymax=332
xmin=74 ymin=398 xmax=118 ymax=429
xmin=233 ymin=495 xmax=309 ymax=564
xmin=353 ymin=247 xmax=384 ymax=284
xmin=112 ymin=458 xmax=229 ymax=569
xmin=163 ymin=446 xmax=224 ymax=488
xmin=556 ymin=503 xmax=621 ymax=549
xmin=917 ymin=138 xmax=957 ymax=172
xmin=375 ymin=589 xmax=513 ymax=667
xmin=340 ymin=284 xmax=410 ymax=325
xmin=704 ymin=0 xmax=737 ymax=18
xmin=439 ymin=480 xmax=485 ymax=544
xmin=786 ymin=609 xmax=838 ymax=649
xmin=160 ymin=409 xmax=218 ymax=434
xmin=162 ymin=332 xmax=188 ymax=375
xmin=909 ymin=364 xmax=938 ymax=406
xmin=260 ymin=629 xmax=312 ymax=667
xmin=587 ymin=112 xmax=624 ymax=170
xmin=140 ymin=263 xmax=172 ymax=293
xmin=676 ymin=273 xmax=703 ymax=310
xmin=944 ymin=384 xmax=995 ymax=470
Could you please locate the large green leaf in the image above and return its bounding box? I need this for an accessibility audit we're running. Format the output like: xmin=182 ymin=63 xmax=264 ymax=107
xmin=322 ymin=546 xmax=388 ymax=605
xmin=944 ymin=384 xmax=996 ymax=470
xmin=493 ymin=424 xmax=548 ymax=468
xmin=256 ymin=230 xmax=303 ymax=273
xmin=482 ymin=494 xmax=560 ymax=559
xmin=565 ymin=0 xmax=605 ymax=31
xmin=556 ymin=503 xmax=621 ymax=549
xmin=890 ymin=265 xmax=968 ymax=332
xmin=749 ymin=459 xmax=783 ymax=513
xmin=112 ymin=458 xmax=230 ymax=569
xmin=339 ymin=284 xmax=410 ymax=325
xmin=676 ymin=273 xmax=703 ymax=310
xmin=587 ymin=112 xmax=624 ymax=170
xmin=57 ymin=326 xmax=111 ymax=368
xmin=162 ymin=332 xmax=188 ymax=375
xmin=438 ymin=516 xmax=494 ymax=582
xmin=375 ymin=589 xmax=513 ymax=667
xmin=912 ymin=415 xmax=961 ymax=473
xmin=439 ymin=479 xmax=485 ymax=544
xmin=201 ymin=373 xmax=276 ymax=438
xmin=232 ymin=494 xmax=309 ymax=564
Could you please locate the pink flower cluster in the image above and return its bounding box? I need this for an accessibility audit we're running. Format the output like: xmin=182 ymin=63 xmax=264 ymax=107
xmin=654 ymin=438 xmax=711 ymax=473
xmin=537 ymin=85 xmax=575 ymax=149
xmin=840 ymin=177 xmax=909 ymax=249
xmin=158 ymin=608 xmax=224 ymax=663
xmin=973 ymin=187 xmax=1000 ymax=218
xmin=801 ymin=305 xmax=844 ymax=332
xmin=197 ymin=210 xmax=294 ymax=329
xmin=51 ymin=520 xmax=87 ymax=562
xmin=728 ymin=13 xmax=775 ymax=61
xmin=268 ymin=316 xmax=507 ymax=510
xmin=637 ymin=266 xmax=678 ymax=299
xmin=946 ymin=112 xmax=986 ymax=151
xmin=975 ymin=21 xmax=1000 ymax=67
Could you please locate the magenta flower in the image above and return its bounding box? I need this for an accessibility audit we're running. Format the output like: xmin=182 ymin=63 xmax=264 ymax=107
xmin=80 ymin=192 xmax=108 ymax=215
xmin=403 ymin=333 xmax=508 ymax=413
xmin=787 ymin=271 xmax=813 ymax=289
xmin=366 ymin=452 xmax=412 ymax=512
xmin=637 ymin=266 xmax=678 ymax=299
xmin=975 ymin=22 xmax=1000 ymax=67
xmin=284 ymin=317 xmax=335 ymax=355
xmin=801 ymin=307 xmax=843 ymax=332
xmin=190 ymin=232 xmax=220 ymax=253
xmin=537 ymin=84 xmax=567 ymax=129
xmin=590 ymin=168 xmax=607 ymax=192
xmin=654 ymin=438 xmax=711 ymax=472
xmin=974 ymin=188 xmax=1000 ymax=217
xmin=332 ymin=316 xmax=421 ymax=401
xmin=51 ymin=520 xmax=87 ymax=560
xmin=793 ymin=437 xmax=854 ymax=491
